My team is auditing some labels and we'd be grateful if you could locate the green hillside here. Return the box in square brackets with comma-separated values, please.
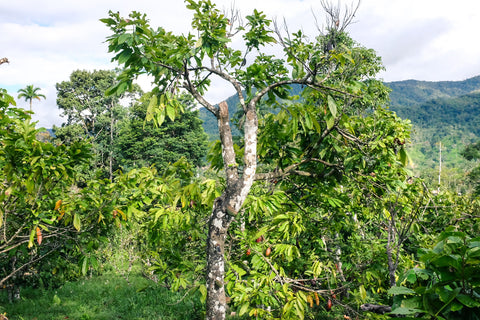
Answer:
[198, 78, 480, 191]
[387, 76, 480, 108]
[387, 78, 480, 191]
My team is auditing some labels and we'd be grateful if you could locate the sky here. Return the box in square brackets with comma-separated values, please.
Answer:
[1, 0, 480, 128]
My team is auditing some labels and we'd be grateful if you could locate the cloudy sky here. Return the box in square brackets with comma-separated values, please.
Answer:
[1, 0, 480, 128]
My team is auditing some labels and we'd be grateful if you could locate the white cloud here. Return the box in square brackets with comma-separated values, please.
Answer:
[2, 0, 480, 128]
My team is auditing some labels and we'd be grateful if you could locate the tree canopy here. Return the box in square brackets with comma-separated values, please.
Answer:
[102, 1, 415, 318]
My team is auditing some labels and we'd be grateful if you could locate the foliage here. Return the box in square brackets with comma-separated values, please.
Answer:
[54, 70, 208, 179]
[0, 90, 95, 294]
[100, 0, 420, 318]
[114, 93, 208, 171]
[462, 141, 480, 195]
[109, 160, 217, 294]
[387, 76, 480, 109]
[390, 228, 480, 319]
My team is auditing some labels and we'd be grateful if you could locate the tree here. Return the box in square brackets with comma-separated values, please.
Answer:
[462, 141, 480, 195]
[114, 93, 208, 171]
[0, 90, 95, 299]
[54, 69, 128, 180]
[102, 1, 409, 318]
[17, 85, 46, 111]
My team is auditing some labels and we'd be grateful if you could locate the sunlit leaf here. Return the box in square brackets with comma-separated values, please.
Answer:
[73, 213, 81, 231]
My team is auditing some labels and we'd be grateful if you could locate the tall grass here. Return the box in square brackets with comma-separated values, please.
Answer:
[0, 272, 204, 320]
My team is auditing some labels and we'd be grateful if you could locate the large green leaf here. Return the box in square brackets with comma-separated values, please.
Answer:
[73, 213, 81, 231]
[388, 286, 416, 295]
[456, 294, 480, 308]
[327, 95, 338, 118]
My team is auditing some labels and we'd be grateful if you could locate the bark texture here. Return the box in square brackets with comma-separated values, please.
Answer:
[205, 101, 258, 320]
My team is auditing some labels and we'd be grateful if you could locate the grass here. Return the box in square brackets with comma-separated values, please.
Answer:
[0, 273, 204, 320]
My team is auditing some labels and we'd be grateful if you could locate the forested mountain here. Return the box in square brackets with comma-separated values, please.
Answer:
[199, 76, 480, 191]
[386, 77, 480, 191]
[387, 75, 480, 108]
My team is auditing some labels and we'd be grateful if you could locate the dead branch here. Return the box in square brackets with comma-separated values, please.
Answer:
[319, 0, 361, 33]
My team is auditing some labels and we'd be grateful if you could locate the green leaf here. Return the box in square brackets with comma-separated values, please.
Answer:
[303, 112, 313, 130]
[239, 302, 250, 316]
[399, 147, 409, 166]
[117, 48, 133, 64]
[327, 95, 337, 118]
[406, 271, 417, 284]
[198, 284, 207, 303]
[117, 33, 131, 45]
[388, 286, 416, 295]
[73, 213, 81, 231]
[99, 18, 116, 25]
[146, 95, 158, 123]
[456, 294, 480, 308]
[166, 104, 175, 121]
[28, 228, 36, 248]
[81, 256, 88, 276]
[359, 284, 367, 301]
[326, 114, 335, 129]
[389, 306, 424, 315]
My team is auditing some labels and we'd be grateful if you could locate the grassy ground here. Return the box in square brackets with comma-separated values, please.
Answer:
[0, 273, 204, 320]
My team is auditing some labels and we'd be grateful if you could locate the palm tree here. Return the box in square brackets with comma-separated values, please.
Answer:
[17, 85, 46, 111]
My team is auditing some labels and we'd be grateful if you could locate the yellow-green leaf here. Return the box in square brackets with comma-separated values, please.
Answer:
[327, 95, 337, 118]
[166, 104, 175, 121]
[146, 95, 158, 123]
[399, 147, 409, 166]
[73, 213, 81, 231]
[28, 228, 36, 248]
[326, 114, 335, 129]
[359, 284, 367, 301]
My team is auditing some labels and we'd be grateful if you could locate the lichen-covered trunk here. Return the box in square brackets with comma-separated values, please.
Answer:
[205, 101, 257, 320]
[205, 200, 232, 320]
[386, 217, 397, 287]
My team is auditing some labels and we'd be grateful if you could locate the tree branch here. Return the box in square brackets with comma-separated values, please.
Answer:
[0, 245, 59, 287]
[255, 158, 340, 181]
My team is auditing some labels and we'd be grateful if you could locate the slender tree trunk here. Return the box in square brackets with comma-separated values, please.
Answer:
[205, 101, 257, 320]
[109, 103, 114, 181]
[386, 216, 397, 287]
[334, 233, 346, 282]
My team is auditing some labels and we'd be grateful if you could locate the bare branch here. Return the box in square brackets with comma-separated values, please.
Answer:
[224, 2, 243, 38]
[181, 65, 218, 116]
[320, 0, 360, 32]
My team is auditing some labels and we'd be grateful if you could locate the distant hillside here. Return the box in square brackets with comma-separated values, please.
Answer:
[389, 92, 480, 137]
[198, 93, 242, 141]
[387, 76, 480, 108]
[386, 77, 480, 191]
